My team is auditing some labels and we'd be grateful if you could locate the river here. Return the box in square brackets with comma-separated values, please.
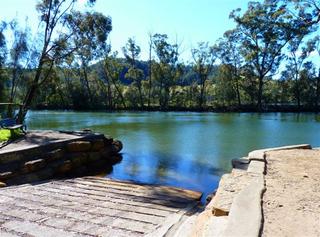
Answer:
[26, 111, 320, 198]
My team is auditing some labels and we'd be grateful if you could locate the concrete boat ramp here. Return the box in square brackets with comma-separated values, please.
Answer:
[0, 176, 201, 237]
[1, 131, 320, 237]
[0, 131, 202, 237]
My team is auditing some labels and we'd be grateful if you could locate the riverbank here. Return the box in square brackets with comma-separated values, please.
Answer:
[33, 104, 320, 113]
[171, 144, 320, 237]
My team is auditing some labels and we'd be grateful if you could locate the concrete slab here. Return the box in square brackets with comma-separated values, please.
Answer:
[203, 216, 229, 237]
[0, 176, 202, 237]
[248, 144, 311, 161]
[247, 160, 265, 174]
[222, 174, 265, 237]
[209, 169, 258, 216]
[262, 149, 320, 237]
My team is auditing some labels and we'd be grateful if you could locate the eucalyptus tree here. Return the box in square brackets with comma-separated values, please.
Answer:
[152, 33, 179, 110]
[214, 29, 243, 107]
[303, 36, 320, 109]
[191, 42, 216, 109]
[7, 20, 30, 112]
[66, 11, 112, 106]
[281, 36, 313, 109]
[0, 22, 7, 102]
[147, 33, 153, 108]
[282, 0, 320, 25]
[17, 0, 98, 122]
[102, 51, 126, 109]
[122, 38, 144, 108]
[230, 0, 308, 110]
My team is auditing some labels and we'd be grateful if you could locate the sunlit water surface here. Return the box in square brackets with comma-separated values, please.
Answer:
[26, 111, 320, 198]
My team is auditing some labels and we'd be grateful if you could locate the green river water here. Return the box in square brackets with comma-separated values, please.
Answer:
[26, 111, 320, 198]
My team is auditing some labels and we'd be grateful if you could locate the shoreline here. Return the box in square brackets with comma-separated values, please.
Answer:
[29, 107, 320, 114]
[176, 144, 319, 237]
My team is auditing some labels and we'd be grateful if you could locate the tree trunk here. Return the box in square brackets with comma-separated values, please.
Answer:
[199, 75, 206, 110]
[235, 77, 241, 107]
[148, 43, 152, 109]
[316, 70, 320, 111]
[82, 64, 93, 106]
[17, 62, 45, 123]
[106, 81, 112, 110]
[103, 65, 126, 109]
[257, 75, 264, 111]
[138, 82, 144, 109]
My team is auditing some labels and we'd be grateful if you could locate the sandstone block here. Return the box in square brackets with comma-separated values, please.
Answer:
[104, 135, 113, 145]
[91, 139, 105, 151]
[23, 159, 46, 173]
[65, 152, 88, 163]
[71, 157, 84, 168]
[100, 147, 113, 157]
[46, 149, 65, 162]
[50, 159, 65, 170]
[107, 155, 123, 165]
[0, 153, 22, 164]
[15, 173, 40, 184]
[0, 171, 14, 180]
[36, 167, 54, 180]
[88, 152, 101, 162]
[57, 160, 72, 173]
[67, 141, 91, 152]
[112, 140, 123, 153]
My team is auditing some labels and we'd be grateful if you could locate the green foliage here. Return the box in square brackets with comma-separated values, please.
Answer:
[230, 0, 310, 110]
[1, 0, 320, 112]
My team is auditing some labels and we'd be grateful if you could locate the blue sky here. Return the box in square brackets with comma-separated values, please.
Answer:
[0, 0, 251, 61]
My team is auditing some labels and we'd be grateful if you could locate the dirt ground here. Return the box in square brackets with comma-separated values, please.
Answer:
[262, 149, 320, 237]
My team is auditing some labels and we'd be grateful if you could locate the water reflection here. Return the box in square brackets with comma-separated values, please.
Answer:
[26, 111, 320, 199]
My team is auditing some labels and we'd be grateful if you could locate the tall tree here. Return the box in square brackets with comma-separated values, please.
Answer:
[102, 52, 126, 109]
[282, 36, 313, 109]
[304, 36, 320, 110]
[66, 11, 112, 107]
[152, 34, 179, 110]
[122, 38, 144, 108]
[17, 0, 98, 122]
[7, 20, 30, 115]
[147, 33, 153, 108]
[191, 42, 216, 110]
[0, 22, 7, 103]
[230, 0, 308, 110]
[214, 29, 243, 107]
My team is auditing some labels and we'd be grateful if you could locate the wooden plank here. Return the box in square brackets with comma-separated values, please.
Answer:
[41, 182, 191, 208]
[36, 185, 179, 212]
[34, 185, 175, 215]
[42, 186, 171, 216]
[82, 177, 202, 200]
[64, 179, 199, 204]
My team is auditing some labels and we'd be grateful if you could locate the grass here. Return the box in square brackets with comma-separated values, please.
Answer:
[0, 129, 23, 142]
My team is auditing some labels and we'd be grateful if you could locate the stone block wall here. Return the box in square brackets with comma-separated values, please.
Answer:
[0, 134, 123, 187]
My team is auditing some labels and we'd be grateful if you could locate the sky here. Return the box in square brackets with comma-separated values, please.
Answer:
[0, 0, 252, 61]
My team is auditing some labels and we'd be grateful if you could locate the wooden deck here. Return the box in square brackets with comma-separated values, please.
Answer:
[0, 176, 202, 237]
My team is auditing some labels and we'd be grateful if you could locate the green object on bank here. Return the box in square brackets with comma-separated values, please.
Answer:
[0, 129, 23, 141]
